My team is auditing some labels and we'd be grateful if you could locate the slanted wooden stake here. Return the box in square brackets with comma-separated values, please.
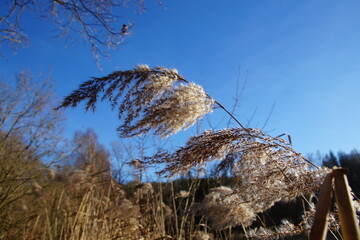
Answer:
[333, 168, 360, 240]
[309, 172, 334, 240]
[310, 168, 360, 240]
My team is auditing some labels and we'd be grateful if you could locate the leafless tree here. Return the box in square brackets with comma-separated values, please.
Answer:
[72, 128, 111, 176]
[0, 0, 150, 62]
[0, 71, 65, 161]
[0, 71, 66, 233]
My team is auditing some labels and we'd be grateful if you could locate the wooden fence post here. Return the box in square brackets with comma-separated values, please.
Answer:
[333, 168, 360, 240]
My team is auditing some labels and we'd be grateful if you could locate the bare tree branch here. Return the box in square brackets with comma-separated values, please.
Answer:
[0, 0, 150, 63]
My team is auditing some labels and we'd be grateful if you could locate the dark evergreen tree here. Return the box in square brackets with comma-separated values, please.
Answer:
[338, 150, 360, 197]
[322, 151, 339, 168]
[321, 150, 360, 197]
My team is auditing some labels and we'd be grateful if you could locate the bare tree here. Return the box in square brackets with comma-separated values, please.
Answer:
[0, 71, 65, 160]
[0, 71, 66, 233]
[72, 128, 111, 175]
[0, 0, 150, 61]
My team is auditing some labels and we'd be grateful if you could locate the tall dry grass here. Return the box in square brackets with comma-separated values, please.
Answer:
[2, 66, 359, 239]
[1, 165, 168, 240]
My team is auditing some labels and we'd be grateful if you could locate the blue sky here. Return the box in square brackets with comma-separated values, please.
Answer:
[1, 0, 360, 161]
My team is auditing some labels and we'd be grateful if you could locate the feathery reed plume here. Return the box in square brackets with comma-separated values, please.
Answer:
[46, 168, 56, 181]
[135, 182, 154, 196]
[157, 127, 322, 177]
[246, 209, 341, 239]
[57, 65, 215, 138]
[193, 230, 213, 240]
[247, 219, 301, 239]
[233, 147, 329, 213]
[182, 129, 329, 230]
[31, 181, 43, 197]
[192, 186, 256, 230]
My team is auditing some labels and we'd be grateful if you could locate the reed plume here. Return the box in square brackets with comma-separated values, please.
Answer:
[192, 186, 256, 230]
[57, 65, 215, 138]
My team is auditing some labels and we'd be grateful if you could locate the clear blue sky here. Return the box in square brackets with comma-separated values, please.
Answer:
[1, 0, 360, 160]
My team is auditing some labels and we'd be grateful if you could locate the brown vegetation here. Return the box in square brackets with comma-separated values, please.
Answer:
[1, 68, 359, 239]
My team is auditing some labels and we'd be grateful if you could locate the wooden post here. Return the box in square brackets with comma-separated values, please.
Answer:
[309, 172, 334, 240]
[333, 168, 360, 240]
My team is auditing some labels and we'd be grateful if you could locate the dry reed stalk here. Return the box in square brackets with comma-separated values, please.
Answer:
[178, 177, 202, 240]
[16, 172, 146, 240]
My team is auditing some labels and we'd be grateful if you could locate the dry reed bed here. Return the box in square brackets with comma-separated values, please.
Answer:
[1, 65, 359, 239]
